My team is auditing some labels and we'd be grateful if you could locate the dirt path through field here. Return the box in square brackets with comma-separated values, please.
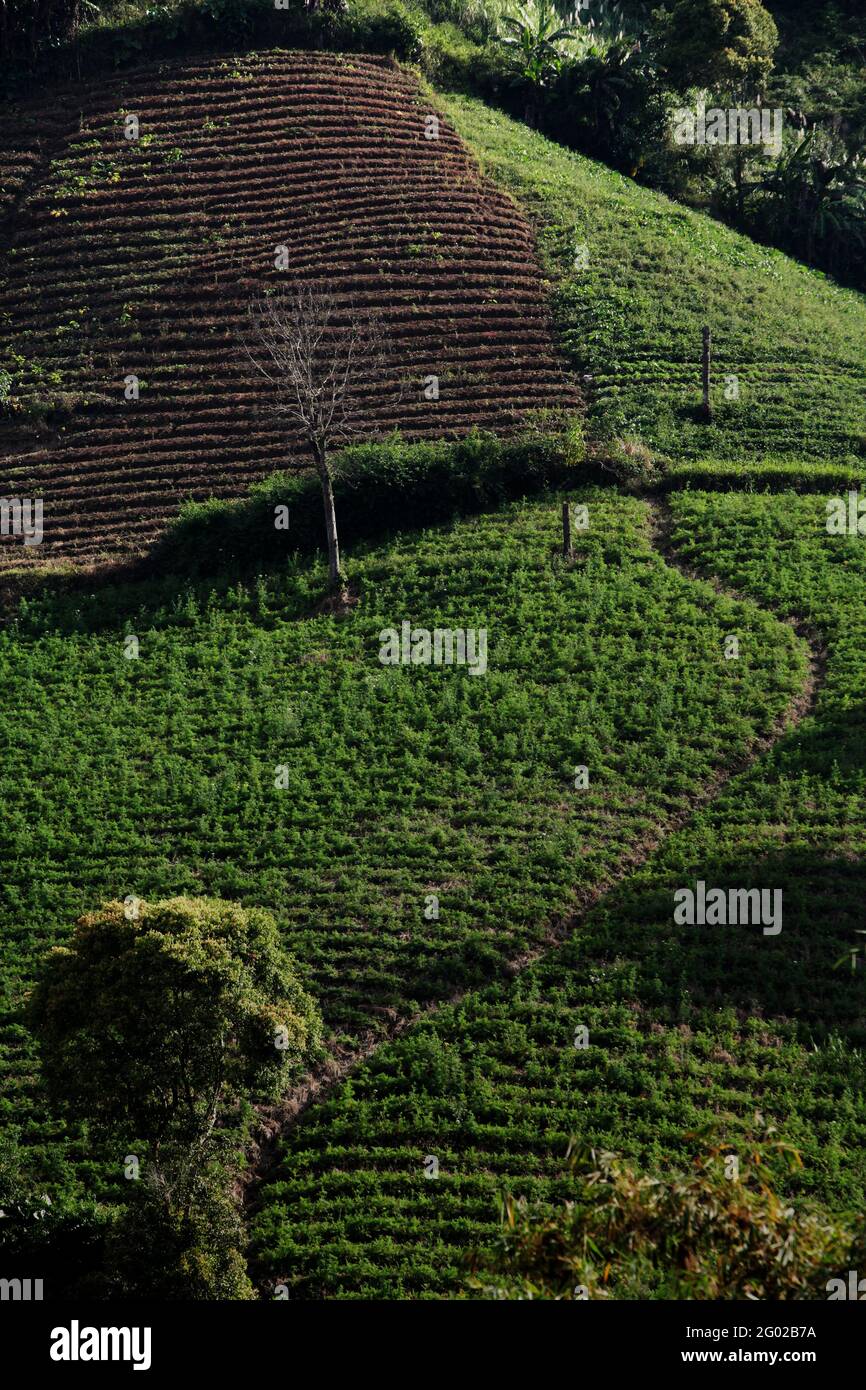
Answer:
[238, 493, 827, 1284]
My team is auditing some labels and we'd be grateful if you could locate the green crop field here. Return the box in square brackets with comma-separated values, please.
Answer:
[1, 2, 866, 1322]
[249, 492, 866, 1298]
[0, 492, 803, 1203]
[439, 93, 866, 470]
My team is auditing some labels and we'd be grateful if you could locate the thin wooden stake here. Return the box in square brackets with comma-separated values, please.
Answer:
[702, 324, 712, 422]
[562, 500, 573, 560]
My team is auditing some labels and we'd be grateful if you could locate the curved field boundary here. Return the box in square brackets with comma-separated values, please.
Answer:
[240, 495, 825, 1251]
[0, 51, 579, 568]
[646, 497, 826, 723]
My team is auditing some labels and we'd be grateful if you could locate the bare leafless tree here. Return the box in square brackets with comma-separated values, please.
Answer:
[242, 283, 396, 589]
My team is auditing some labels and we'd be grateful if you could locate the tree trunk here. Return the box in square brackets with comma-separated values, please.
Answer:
[314, 444, 342, 587]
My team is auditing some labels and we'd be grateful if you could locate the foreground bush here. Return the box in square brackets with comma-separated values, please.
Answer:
[468, 1139, 861, 1300]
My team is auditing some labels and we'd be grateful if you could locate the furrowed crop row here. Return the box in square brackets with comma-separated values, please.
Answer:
[0, 52, 579, 565]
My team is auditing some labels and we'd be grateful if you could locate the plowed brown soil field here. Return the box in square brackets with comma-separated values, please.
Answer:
[0, 50, 579, 567]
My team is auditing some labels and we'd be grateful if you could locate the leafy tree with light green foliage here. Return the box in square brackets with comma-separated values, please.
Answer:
[29, 895, 322, 1153]
[29, 896, 322, 1298]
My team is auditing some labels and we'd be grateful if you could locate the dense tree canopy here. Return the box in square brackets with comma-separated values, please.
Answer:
[29, 896, 322, 1150]
[653, 0, 779, 93]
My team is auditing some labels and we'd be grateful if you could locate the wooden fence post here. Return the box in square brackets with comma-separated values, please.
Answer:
[562, 500, 573, 560]
[702, 325, 712, 422]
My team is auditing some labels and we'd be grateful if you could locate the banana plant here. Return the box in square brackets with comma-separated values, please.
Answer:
[755, 126, 866, 267]
[498, 0, 579, 87]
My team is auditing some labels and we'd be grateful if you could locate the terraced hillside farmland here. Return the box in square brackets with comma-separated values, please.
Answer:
[3, 28, 866, 1313]
[0, 51, 577, 566]
[251, 493, 866, 1299]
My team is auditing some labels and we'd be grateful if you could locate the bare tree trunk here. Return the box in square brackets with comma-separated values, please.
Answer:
[314, 443, 342, 587]
[243, 288, 394, 597]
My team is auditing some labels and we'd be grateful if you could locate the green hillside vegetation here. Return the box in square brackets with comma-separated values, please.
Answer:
[2, 20, 866, 1304]
[250, 491, 866, 1298]
[0, 490, 802, 1270]
[439, 92, 866, 471]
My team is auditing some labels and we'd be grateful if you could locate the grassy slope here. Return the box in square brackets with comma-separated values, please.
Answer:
[0, 492, 800, 1215]
[437, 92, 866, 471]
[251, 493, 866, 1299]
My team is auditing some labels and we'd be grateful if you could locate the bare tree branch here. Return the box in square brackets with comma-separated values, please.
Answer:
[240, 282, 401, 588]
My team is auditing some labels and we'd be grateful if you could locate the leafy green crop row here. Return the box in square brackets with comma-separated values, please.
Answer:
[251, 492, 866, 1298]
[0, 491, 799, 1218]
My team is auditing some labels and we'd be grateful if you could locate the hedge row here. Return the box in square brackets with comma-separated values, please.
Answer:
[155, 428, 584, 575]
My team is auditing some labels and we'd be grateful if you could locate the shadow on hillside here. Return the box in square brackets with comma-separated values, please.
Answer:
[1, 435, 585, 634]
[620, 846, 864, 1040]
[1, 505, 491, 641]
[768, 680, 865, 789]
[271, 701, 866, 1025]
[563, 727, 866, 1048]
